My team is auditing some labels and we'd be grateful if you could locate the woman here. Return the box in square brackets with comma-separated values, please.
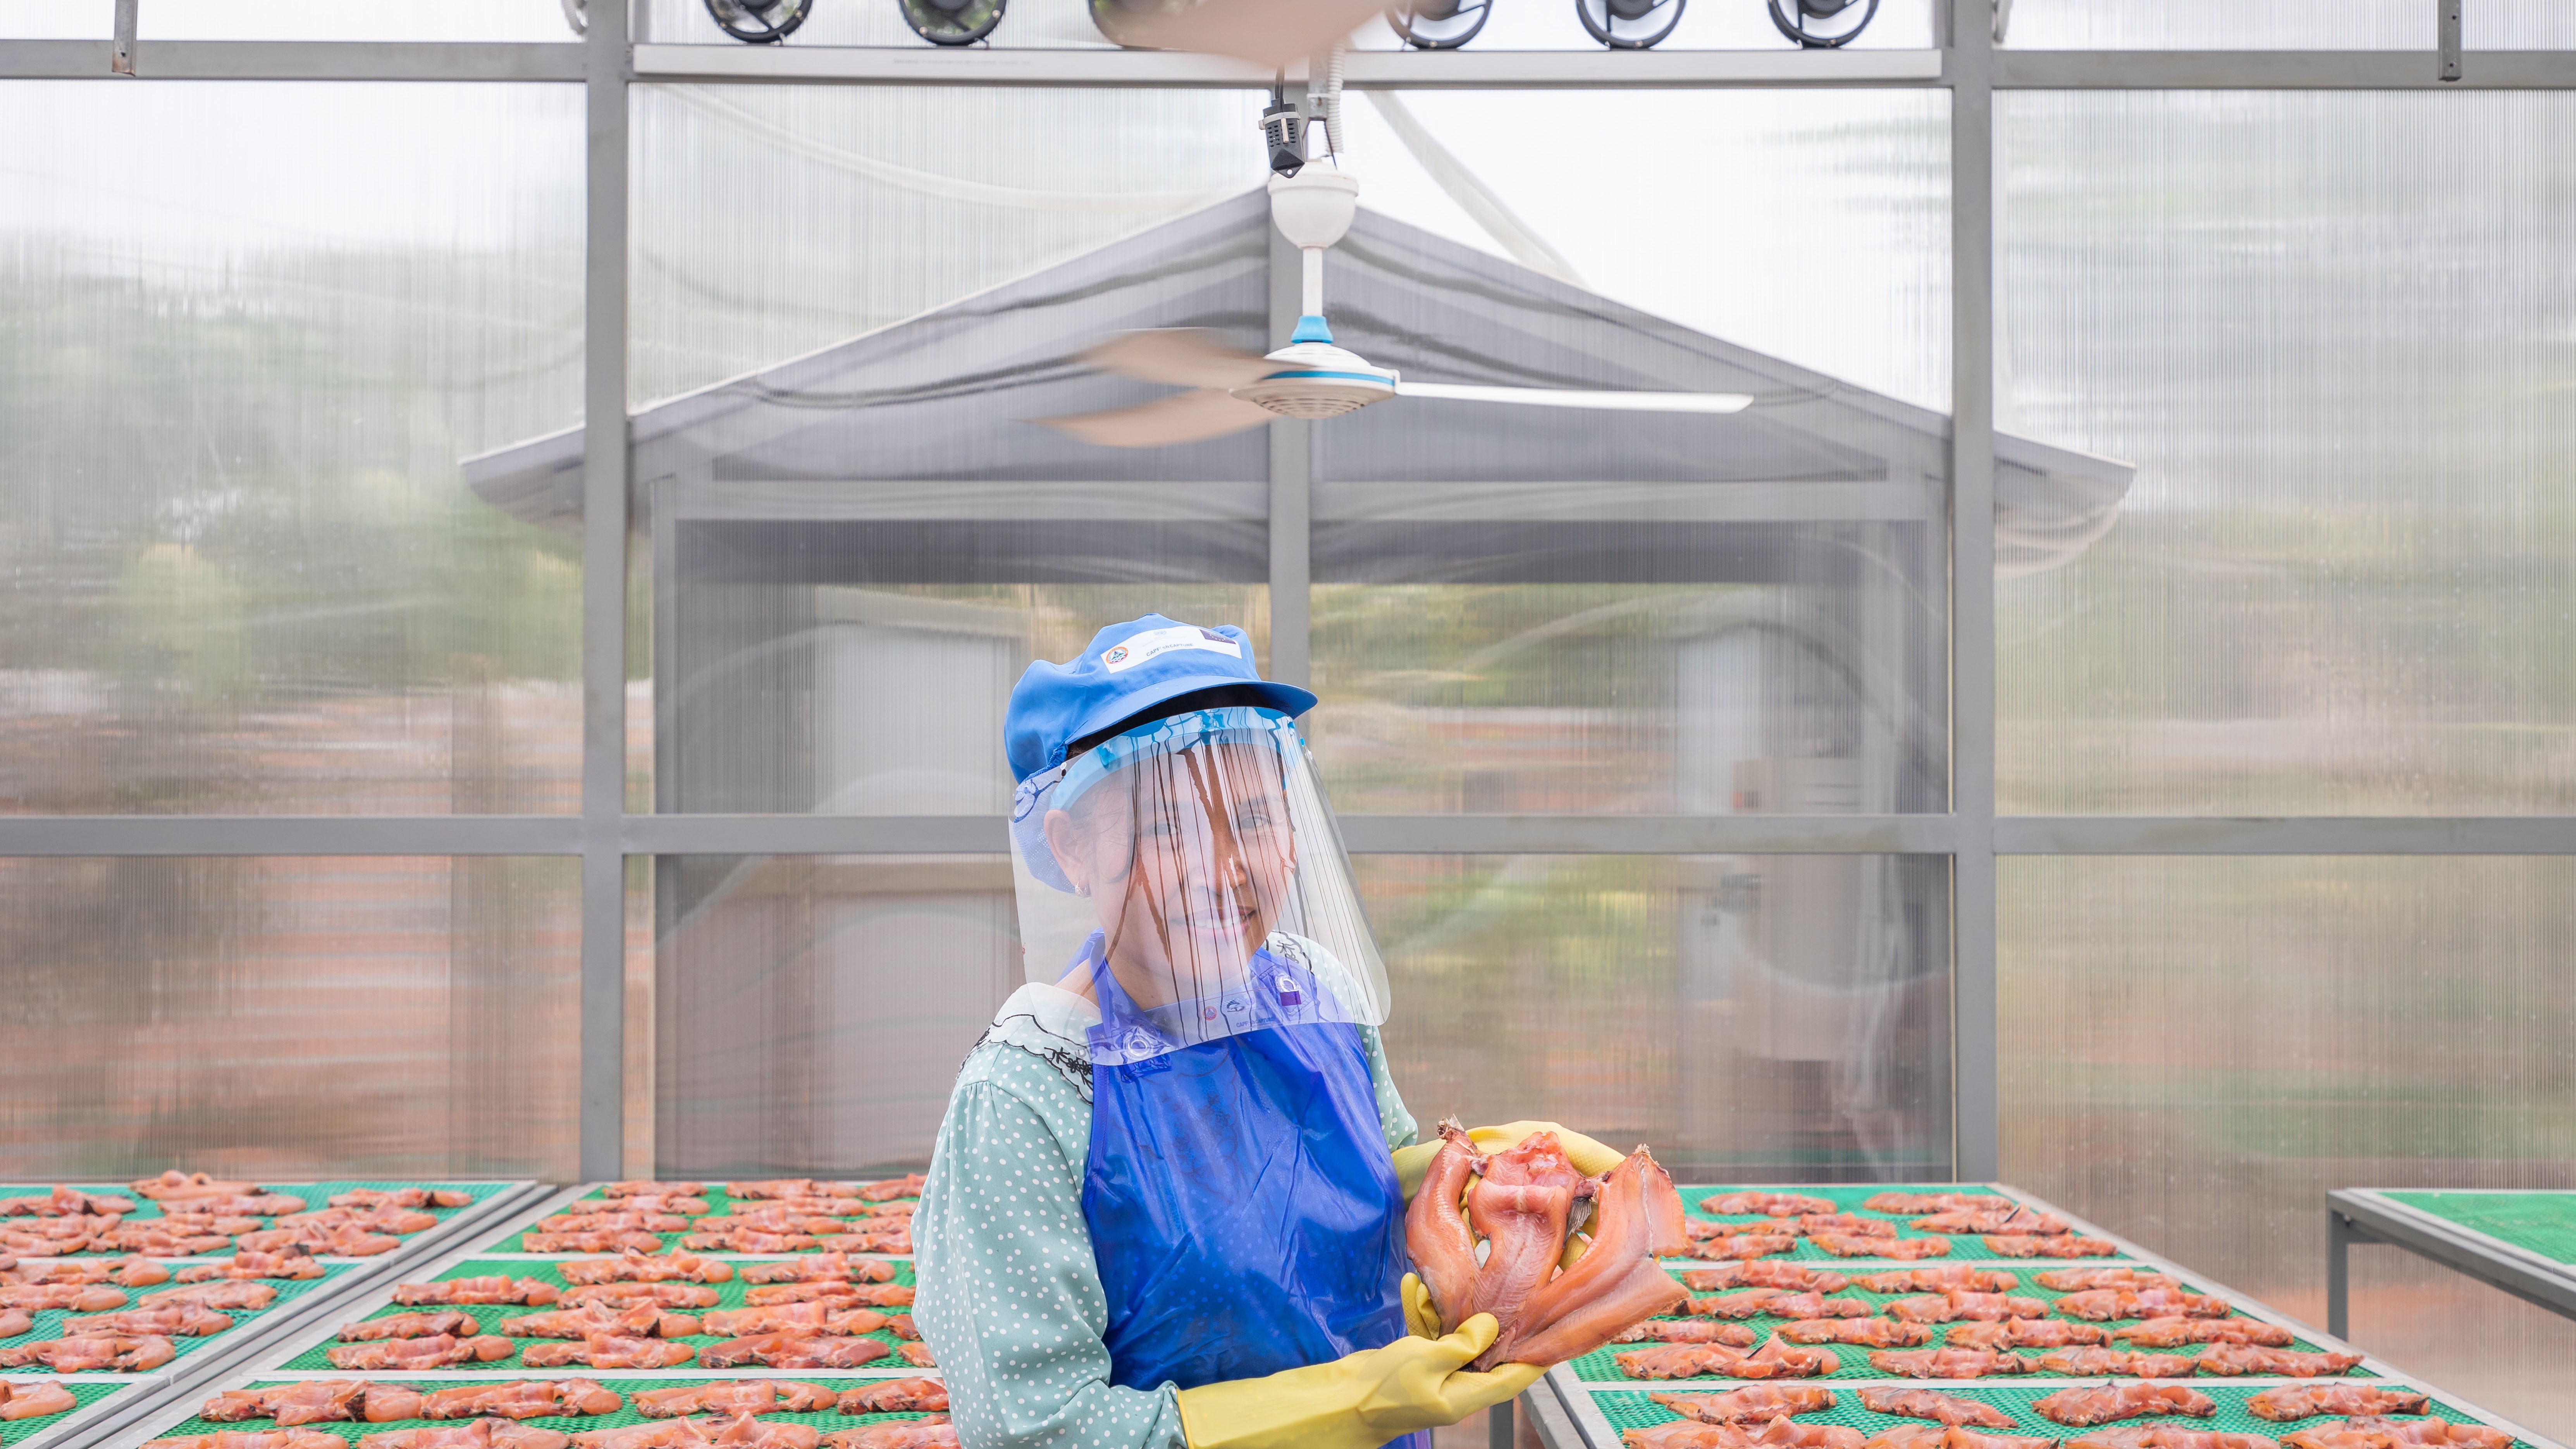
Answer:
[914, 615, 1591, 1449]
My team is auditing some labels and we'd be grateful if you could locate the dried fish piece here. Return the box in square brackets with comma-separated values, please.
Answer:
[394, 1278, 563, 1307]
[1984, 1235, 2118, 1259]
[2032, 1346, 2199, 1377]
[1854, 1389, 2015, 1430]
[2246, 1389, 2431, 1423]
[325, 1334, 516, 1371]
[1813, 1234, 1949, 1260]
[837, 1379, 950, 1415]
[2034, 1385, 2218, 1428]
[2193, 1344, 2363, 1377]
[1702, 1194, 1840, 1218]
[1647, 1386, 1839, 1423]
[1866, 1347, 2034, 1380]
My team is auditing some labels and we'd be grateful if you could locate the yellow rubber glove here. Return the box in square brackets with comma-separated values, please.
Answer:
[1400, 1272, 1442, 1340]
[1390, 1120, 1624, 1201]
[1175, 1313, 1546, 1449]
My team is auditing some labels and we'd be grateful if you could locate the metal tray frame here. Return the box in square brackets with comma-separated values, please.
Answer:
[2329, 1188, 2576, 1337]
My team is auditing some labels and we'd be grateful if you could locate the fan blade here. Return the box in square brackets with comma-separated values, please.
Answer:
[1038, 388, 1277, 448]
[1108, 0, 1387, 68]
[1083, 329, 1277, 389]
[1397, 382, 1754, 414]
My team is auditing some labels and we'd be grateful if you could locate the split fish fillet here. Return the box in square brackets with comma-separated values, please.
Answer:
[1854, 1389, 2016, 1430]
[1983, 1235, 2117, 1258]
[2278, 1420, 2514, 1449]
[2034, 1346, 2200, 1377]
[1946, 1318, 2108, 1349]
[1646, 1386, 1838, 1423]
[518, 1333, 699, 1370]
[821, 1419, 958, 1449]
[697, 1333, 893, 1371]
[325, 1334, 516, 1370]
[837, 1380, 949, 1415]
[395, 1278, 562, 1307]
[2034, 1384, 2220, 1427]
[338, 1311, 483, 1342]
[631, 1380, 835, 1418]
[559, 1254, 735, 1286]
[2246, 1388, 2431, 1422]
[1866, 1347, 2035, 1380]
[1853, 1267, 2020, 1295]
[1702, 1194, 1838, 1218]
[2194, 1344, 2364, 1377]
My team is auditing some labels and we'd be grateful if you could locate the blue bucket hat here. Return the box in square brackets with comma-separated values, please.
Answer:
[1004, 614, 1316, 785]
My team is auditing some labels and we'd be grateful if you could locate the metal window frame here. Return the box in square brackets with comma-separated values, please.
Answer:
[7, 6, 2576, 1185]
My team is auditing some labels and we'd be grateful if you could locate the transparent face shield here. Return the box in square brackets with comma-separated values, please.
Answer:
[1010, 706, 1390, 1064]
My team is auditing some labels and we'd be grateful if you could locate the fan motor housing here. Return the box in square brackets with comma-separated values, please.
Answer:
[1234, 341, 1398, 419]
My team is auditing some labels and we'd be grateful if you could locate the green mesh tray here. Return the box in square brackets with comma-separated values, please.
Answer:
[1586, 1382, 2521, 1447]
[1572, 1270, 2334, 1385]
[275, 1258, 924, 1372]
[489, 1184, 917, 1254]
[1, 1262, 354, 1375]
[150, 1375, 945, 1442]
[1667, 1186, 2132, 1267]
[2381, 1191, 2576, 1268]
[0, 1181, 511, 1256]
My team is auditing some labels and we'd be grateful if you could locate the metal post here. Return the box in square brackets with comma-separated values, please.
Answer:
[1267, 212, 1313, 690]
[111, 0, 136, 74]
[2328, 1208, 2354, 1339]
[2439, 0, 2464, 82]
[579, 0, 632, 1182]
[1948, 0, 2001, 1184]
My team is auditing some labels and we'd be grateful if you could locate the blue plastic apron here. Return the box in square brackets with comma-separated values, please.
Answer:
[1080, 940, 1425, 1449]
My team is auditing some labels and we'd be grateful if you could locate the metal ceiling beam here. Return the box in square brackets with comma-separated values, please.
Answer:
[1997, 816, 2576, 854]
[628, 42, 1943, 88]
[0, 817, 583, 856]
[9, 38, 2572, 91]
[0, 38, 585, 81]
[1996, 49, 2576, 88]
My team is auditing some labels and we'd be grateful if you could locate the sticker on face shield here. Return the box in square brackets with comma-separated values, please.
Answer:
[1274, 972, 1303, 1006]
[1101, 625, 1243, 673]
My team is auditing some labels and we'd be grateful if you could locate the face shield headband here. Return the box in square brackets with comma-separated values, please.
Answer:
[1008, 706, 1390, 1063]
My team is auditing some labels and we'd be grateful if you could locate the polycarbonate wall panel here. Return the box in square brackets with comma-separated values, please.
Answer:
[1996, 93, 2576, 814]
[0, 83, 585, 814]
[1999, 856, 2576, 1441]
[632, 84, 1263, 405]
[0, 856, 579, 1182]
[1365, 854, 1950, 1182]
[654, 855, 1017, 1176]
[1346, 90, 1950, 414]
[2003, 0, 2576, 49]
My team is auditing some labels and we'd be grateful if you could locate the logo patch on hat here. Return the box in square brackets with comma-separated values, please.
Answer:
[1101, 624, 1244, 674]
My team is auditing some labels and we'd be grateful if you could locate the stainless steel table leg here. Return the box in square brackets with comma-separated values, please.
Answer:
[1492, 1396, 1516, 1449]
[2328, 1207, 2354, 1340]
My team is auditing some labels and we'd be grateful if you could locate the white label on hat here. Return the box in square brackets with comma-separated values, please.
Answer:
[1101, 625, 1243, 674]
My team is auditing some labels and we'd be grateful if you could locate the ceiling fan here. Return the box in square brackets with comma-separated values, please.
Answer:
[1039, 165, 1755, 449]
